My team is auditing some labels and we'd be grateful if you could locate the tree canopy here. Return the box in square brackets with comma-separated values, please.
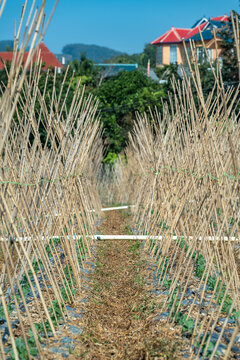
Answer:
[1, 20, 239, 164]
[93, 70, 165, 156]
[106, 43, 156, 68]
[221, 11, 240, 83]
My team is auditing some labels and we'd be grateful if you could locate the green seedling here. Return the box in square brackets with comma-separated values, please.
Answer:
[128, 240, 140, 254]
[135, 274, 144, 286]
[10, 330, 38, 359]
[175, 312, 194, 334]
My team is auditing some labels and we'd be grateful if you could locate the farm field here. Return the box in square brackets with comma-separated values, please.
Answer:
[0, 1, 240, 359]
[42, 210, 189, 359]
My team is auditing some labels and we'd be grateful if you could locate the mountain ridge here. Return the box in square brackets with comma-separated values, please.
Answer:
[0, 40, 14, 51]
[62, 43, 124, 63]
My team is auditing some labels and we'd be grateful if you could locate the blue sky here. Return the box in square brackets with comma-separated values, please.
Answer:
[0, 0, 238, 54]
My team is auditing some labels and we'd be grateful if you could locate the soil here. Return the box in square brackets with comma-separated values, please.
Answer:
[68, 210, 188, 359]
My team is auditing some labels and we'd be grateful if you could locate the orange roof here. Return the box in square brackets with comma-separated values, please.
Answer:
[0, 42, 63, 71]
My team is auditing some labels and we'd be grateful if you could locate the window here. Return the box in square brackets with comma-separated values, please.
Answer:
[157, 46, 163, 65]
[170, 45, 177, 64]
[206, 48, 213, 61]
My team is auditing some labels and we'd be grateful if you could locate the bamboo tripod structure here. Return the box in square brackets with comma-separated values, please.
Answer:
[0, 2, 239, 359]
[0, 2, 103, 359]
[110, 16, 240, 358]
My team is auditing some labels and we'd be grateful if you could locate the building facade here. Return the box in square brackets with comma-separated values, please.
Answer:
[152, 15, 229, 67]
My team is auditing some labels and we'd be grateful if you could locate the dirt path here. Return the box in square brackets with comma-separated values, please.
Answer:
[70, 210, 187, 359]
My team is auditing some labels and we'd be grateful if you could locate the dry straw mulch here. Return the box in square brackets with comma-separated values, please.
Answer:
[69, 211, 189, 359]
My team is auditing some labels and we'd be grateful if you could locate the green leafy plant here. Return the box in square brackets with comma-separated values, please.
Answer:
[10, 330, 38, 359]
[175, 312, 194, 334]
[129, 240, 140, 253]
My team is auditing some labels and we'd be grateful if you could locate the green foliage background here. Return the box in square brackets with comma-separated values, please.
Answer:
[0, 16, 238, 163]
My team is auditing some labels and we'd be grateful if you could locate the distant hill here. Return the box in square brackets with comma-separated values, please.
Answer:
[62, 43, 123, 63]
[0, 40, 14, 51]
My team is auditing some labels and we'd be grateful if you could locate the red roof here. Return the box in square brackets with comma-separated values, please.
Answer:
[152, 27, 191, 44]
[211, 15, 229, 22]
[152, 14, 229, 45]
[185, 22, 208, 40]
[0, 42, 63, 71]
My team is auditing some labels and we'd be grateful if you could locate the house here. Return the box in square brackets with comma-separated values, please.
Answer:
[55, 53, 73, 66]
[152, 15, 229, 66]
[0, 42, 63, 72]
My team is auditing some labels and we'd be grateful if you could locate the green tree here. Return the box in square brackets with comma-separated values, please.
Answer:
[155, 64, 181, 93]
[0, 60, 11, 89]
[69, 53, 99, 86]
[106, 43, 156, 68]
[139, 43, 156, 68]
[198, 61, 216, 91]
[106, 53, 139, 64]
[94, 70, 166, 156]
[221, 11, 240, 83]
[0, 51, 168, 162]
[5, 45, 12, 52]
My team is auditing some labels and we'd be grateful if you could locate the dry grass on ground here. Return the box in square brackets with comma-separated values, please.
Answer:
[69, 211, 188, 359]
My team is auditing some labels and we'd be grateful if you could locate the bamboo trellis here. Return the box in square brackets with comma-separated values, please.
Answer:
[0, 1, 240, 359]
[111, 12, 240, 359]
[0, 2, 103, 359]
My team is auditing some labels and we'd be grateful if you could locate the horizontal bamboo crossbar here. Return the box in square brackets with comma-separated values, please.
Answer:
[1, 235, 239, 242]
[50, 205, 136, 217]
[89, 205, 136, 212]
[93, 235, 240, 241]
